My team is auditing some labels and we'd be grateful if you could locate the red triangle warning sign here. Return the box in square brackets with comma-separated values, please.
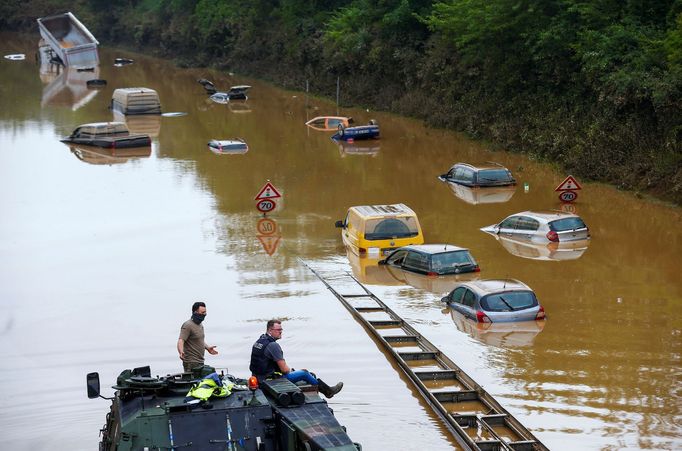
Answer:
[255, 182, 282, 200]
[555, 175, 582, 191]
[257, 235, 281, 256]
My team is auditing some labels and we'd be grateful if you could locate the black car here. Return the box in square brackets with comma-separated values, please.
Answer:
[438, 162, 516, 187]
[379, 244, 480, 276]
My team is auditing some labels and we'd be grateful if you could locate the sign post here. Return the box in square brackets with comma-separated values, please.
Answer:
[555, 175, 582, 203]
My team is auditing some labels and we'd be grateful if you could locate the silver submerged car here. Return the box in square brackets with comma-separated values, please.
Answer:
[442, 279, 546, 323]
[480, 211, 590, 243]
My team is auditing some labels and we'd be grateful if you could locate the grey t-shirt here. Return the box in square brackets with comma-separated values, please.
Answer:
[179, 319, 205, 364]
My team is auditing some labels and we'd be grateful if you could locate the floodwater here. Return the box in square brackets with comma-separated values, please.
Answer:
[0, 32, 680, 450]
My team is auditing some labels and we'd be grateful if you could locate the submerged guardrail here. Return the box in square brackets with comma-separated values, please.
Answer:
[304, 263, 548, 451]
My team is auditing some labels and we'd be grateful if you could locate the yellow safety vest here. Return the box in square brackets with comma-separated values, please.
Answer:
[187, 377, 233, 401]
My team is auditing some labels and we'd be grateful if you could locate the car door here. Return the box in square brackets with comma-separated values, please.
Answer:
[449, 287, 476, 318]
[515, 216, 539, 240]
[447, 287, 468, 316]
[384, 250, 408, 268]
[497, 216, 520, 237]
[460, 288, 477, 319]
[402, 250, 429, 274]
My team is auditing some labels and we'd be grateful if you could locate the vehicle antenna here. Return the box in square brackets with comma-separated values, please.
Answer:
[503, 279, 507, 289]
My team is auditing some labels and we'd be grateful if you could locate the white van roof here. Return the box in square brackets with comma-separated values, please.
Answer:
[351, 204, 416, 218]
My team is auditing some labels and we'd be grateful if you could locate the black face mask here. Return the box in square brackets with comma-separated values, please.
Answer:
[191, 313, 206, 324]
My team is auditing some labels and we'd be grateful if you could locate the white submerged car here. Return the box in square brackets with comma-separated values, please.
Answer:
[480, 210, 590, 243]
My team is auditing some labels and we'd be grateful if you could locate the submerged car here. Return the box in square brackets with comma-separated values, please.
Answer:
[208, 138, 249, 155]
[336, 204, 424, 255]
[481, 211, 590, 243]
[305, 116, 353, 131]
[379, 244, 480, 276]
[438, 163, 516, 188]
[442, 279, 546, 323]
[61, 122, 151, 149]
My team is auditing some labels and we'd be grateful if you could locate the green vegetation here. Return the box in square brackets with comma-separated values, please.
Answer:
[4, 0, 680, 203]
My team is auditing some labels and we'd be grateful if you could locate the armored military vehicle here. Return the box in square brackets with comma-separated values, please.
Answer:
[87, 365, 360, 451]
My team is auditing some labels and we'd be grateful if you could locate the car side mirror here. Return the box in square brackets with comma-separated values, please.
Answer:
[87, 372, 101, 399]
[441, 296, 449, 303]
[335, 220, 345, 228]
[378, 259, 387, 265]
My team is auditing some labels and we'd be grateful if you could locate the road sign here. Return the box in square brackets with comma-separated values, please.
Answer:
[555, 175, 582, 191]
[255, 181, 282, 200]
[257, 218, 278, 235]
[257, 235, 281, 256]
[256, 199, 276, 213]
[558, 190, 578, 203]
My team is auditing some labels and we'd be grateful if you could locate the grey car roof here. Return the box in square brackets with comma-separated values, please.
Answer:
[456, 279, 532, 296]
[448, 162, 511, 171]
[509, 211, 581, 222]
[399, 244, 468, 254]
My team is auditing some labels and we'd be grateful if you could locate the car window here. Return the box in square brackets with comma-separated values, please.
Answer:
[450, 287, 467, 303]
[499, 216, 520, 229]
[478, 169, 513, 183]
[403, 251, 429, 272]
[516, 216, 540, 231]
[460, 168, 475, 183]
[431, 251, 475, 273]
[462, 289, 476, 307]
[365, 217, 419, 239]
[385, 250, 408, 266]
[481, 291, 537, 312]
[328, 118, 342, 127]
[349, 212, 362, 232]
[453, 167, 466, 181]
[549, 217, 587, 231]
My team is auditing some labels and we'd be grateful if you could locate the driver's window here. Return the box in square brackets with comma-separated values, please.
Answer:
[499, 217, 518, 229]
[387, 250, 407, 266]
[450, 287, 466, 304]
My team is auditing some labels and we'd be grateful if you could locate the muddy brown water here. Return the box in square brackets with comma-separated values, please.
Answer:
[0, 32, 680, 450]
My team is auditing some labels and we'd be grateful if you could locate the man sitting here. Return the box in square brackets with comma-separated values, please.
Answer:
[249, 319, 343, 398]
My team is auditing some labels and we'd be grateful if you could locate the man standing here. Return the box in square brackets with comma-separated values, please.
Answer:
[177, 301, 218, 372]
[249, 319, 343, 398]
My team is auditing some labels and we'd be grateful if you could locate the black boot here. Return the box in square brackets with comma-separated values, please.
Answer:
[317, 379, 343, 398]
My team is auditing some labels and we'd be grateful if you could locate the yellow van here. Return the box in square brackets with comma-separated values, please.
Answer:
[335, 204, 424, 255]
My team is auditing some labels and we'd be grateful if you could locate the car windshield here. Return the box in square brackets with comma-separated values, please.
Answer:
[478, 169, 512, 183]
[549, 217, 587, 231]
[481, 291, 537, 312]
[365, 217, 419, 240]
[431, 251, 475, 274]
